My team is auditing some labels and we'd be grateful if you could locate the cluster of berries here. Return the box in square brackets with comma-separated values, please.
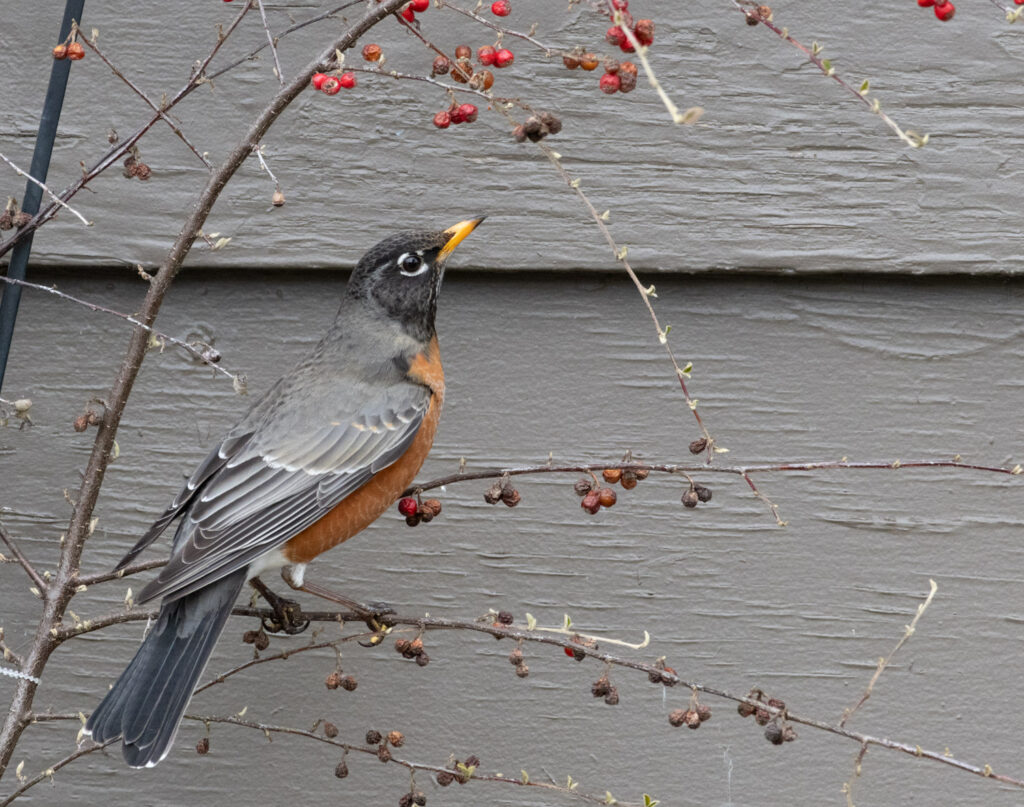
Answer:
[590, 674, 620, 705]
[241, 626, 270, 651]
[563, 633, 598, 661]
[743, 4, 773, 25]
[312, 71, 356, 95]
[398, 791, 427, 807]
[648, 658, 677, 686]
[399, 0, 430, 23]
[737, 689, 797, 745]
[397, 495, 441, 525]
[511, 112, 562, 143]
[484, 476, 521, 506]
[122, 154, 152, 181]
[917, 0, 956, 20]
[436, 754, 480, 787]
[52, 41, 85, 60]
[324, 669, 359, 691]
[364, 728, 406, 764]
[669, 703, 712, 729]
[681, 481, 712, 508]
[0, 198, 32, 232]
[508, 646, 529, 678]
[433, 103, 479, 129]
[394, 636, 430, 666]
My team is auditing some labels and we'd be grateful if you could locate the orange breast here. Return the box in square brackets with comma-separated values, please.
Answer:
[282, 336, 444, 564]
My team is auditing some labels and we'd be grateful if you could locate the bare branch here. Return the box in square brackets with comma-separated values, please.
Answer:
[0, 153, 91, 227]
[0, 523, 48, 595]
[255, 0, 286, 85]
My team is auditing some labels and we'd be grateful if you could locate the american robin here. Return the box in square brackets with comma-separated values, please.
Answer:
[85, 217, 485, 767]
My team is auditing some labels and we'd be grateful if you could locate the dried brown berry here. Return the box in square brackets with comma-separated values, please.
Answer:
[362, 43, 383, 62]
[452, 57, 473, 83]
[685, 709, 702, 729]
[412, 793, 426, 807]
[574, 478, 594, 496]
[511, 125, 527, 143]
[603, 58, 620, 74]
[580, 52, 599, 70]
[253, 630, 270, 651]
[399, 794, 413, 807]
[591, 676, 611, 697]
[272, 189, 286, 207]
[377, 744, 392, 762]
[604, 686, 619, 705]
[515, 663, 530, 677]
[464, 755, 481, 768]
[689, 437, 708, 454]
[415, 652, 430, 667]
[0, 211, 12, 231]
[340, 675, 358, 691]
[387, 730, 405, 747]
[757, 5, 772, 20]
[618, 66, 637, 93]
[196, 736, 210, 755]
[764, 721, 784, 745]
[67, 42, 85, 60]
[696, 704, 712, 722]
[737, 701, 756, 718]
[431, 55, 451, 75]
[767, 698, 786, 711]
[682, 489, 699, 508]
[633, 464, 649, 480]
[598, 487, 617, 508]
[470, 69, 495, 91]
[782, 725, 797, 742]
[496, 610, 513, 625]
[501, 488, 521, 507]
[335, 759, 349, 778]
[324, 721, 339, 738]
[562, 53, 580, 69]
[366, 729, 383, 745]
[394, 638, 411, 654]
[135, 163, 152, 181]
[581, 490, 601, 514]
[421, 498, 442, 518]
[523, 116, 545, 142]
[602, 468, 622, 484]
[405, 514, 421, 527]
[755, 708, 770, 726]
[668, 708, 687, 727]
[409, 638, 424, 655]
[454, 44, 472, 59]
[539, 111, 562, 135]
[436, 770, 455, 786]
[13, 212, 31, 228]
[325, 671, 343, 689]
[621, 470, 638, 490]
[484, 481, 503, 504]
[509, 648, 524, 665]
[745, 10, 760, 25]
[694, 484, 712, 503]
[52, 44, 68, 60]
[73, 413, 90, 432]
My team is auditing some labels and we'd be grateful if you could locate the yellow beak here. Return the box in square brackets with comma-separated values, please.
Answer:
[439, 216, 486, 262]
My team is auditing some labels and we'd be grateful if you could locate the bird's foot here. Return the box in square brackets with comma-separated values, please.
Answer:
[280, 570, 395, 641]
[250, 576, 311, 635]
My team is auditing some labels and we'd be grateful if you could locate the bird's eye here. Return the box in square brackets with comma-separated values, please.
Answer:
[397, 252, 427, 276]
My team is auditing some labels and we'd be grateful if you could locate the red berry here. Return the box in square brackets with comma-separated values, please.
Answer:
[934, 0, 954, 19]
[433, 110, 451, 129]
[917, 0, 934, 5]
[564, 647, 575, 657]
[67, 42, 85, 60]
[606, 27, 626, 47]
[411, 0, 429, 10]
[398, 497, 419, 517]
[52, 44, 68, 60]
[400, 5, 415, 21]
[449, 105, 467, 124]
[494, 48, 514, 68]
[311, 72, 329, 90]
[339, 72, 356, 89]
[321, 76, 342, 95]
[1016, 0, 1024, 5]
[477, 45, 497, 66]
[634, 18, 654, 46]
[491, 0, 511, 16]
[458, 103, 478, 123]
[599, 72, 621, 94]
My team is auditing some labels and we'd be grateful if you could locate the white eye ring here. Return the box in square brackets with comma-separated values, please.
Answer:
[397, 251, 429, 277]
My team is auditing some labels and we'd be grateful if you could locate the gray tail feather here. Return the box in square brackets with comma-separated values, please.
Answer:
[85, 569, 247, 767]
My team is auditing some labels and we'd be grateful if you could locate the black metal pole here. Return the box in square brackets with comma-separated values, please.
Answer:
[0, 0, 86, 394]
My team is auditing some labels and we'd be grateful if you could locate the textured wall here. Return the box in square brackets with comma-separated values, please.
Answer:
[1, 2, 1023, 274]
[2, 270, 1023, 805]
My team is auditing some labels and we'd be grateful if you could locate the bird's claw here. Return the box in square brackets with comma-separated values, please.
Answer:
[260, 597, 311, 635]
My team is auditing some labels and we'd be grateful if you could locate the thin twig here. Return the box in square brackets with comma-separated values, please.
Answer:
[78, 37, 212, 169]
[255, 0, 286, 84]
[0, 524, 48, 595]
[0, 153, 91, 227]
[437, 0, 554, 52]
[74, 559, 166, 588]
[0, 275, 245, 387]
[0, 739, 115, 807]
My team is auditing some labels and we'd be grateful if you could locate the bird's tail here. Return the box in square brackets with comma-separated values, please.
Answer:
[85, 569, 247, 767]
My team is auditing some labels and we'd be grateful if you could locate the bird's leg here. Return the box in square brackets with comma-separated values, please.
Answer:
[280, 567, 394, 644]
[249, 576, 311, 635]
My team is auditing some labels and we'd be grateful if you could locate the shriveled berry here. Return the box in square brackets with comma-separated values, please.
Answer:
[511, 124, 527, 142]
[405, 514, 421, 527]
[378, 745, 392, 762]
[325, 671, 343, 689]
[523, 116, 545, 142]
[581, 490, 601, 514]
[458, 103, 478, 123]
[604, 686, 620, 705]
[394, 638, 410, 654]
[539, 111, 562, 134]
[598, 487, 617, 508]
[415, 652, 430, 667]
[694, 484, 712, 503]
[470, 69, 495, 90]
[421, 498, 442, 518]
[339, 72, 356, 89]
[398, 497, 418, 517]
[412, 793, 426, 806]
[366, 729, 383, 745]
[501, 488, 521, 507]
[574, 478, 594, 496]
[755, 708, 771, 726]
[580, 53, 599, 70]
[685, 709, 702, 729]
[491, 0, 511, 16]
[432, 55, 451, 75]
[737, 701, 756, 718]
[669, 708, 687, 727]
[67, 42, 85, 60]
[782, 725, 798, 742]
[602, 468, 622, 484]
[340, 675, 358, 691]
[494, 48, 514, 68]
[591, 675, 611, 697]
[509, 648, 524, 665]
[324, 721, 339, 738]
[696, 704, 712, 722]
[562, 53, 580, 69]
[633, 464, 649, 479]
[477, 45, 497, 66]
[400, 794, 413, 807]
[400, 5, 415, 21]
[196, 736, 210, 754]
[682, 489, 699, 508]
[745, 11, 760, 25]
[52, 44, 68, 60]
[618, 62, 638, 92]
[606, 26, 626, 47]
[464, 755, 481, 768]
[934, 0, 955, 20]
[73, 414, 90, 432]
[515, 663, 530, 677]
[455, 44, 472, 60]
[497, 610, 514, 625]
[634, 19, 654, 45]
[253, 630, 270, 651]
[411, 0, 429, 10]
[335, 759, 349, 778]
[437, 770, 455, 786]
[621, 470, 637, 489]
[321, 76, 342, 95]
[134, 163, 152, 181]
[362, 43, 382, 62]
[765, 722, 784, 745]
[387, 730, 405, 747]
[689, 437, 708, 454]
[604, 58, 620, 74]
[767, 698, 786, 711]
[484, 481, 503, 503]
[409, 638, 424, 655]
[452, 57, 473, 82]
[272, 189, 286, 207]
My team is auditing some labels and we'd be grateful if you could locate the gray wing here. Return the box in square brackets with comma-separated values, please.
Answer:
[135, 382, 430, 604]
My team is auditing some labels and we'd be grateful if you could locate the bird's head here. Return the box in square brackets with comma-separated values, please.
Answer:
[347, 217, 485, 342]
